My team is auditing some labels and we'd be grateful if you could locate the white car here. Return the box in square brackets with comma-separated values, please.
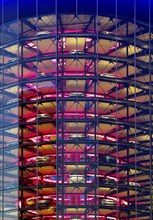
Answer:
[100, 73, 115, 78]
[69, 134, 85, 140]
[36, 31, 50, 36]
[99, 198, 116, 206]
[26, 114, 51, 123]
[70, 92, 84, 97]
[69, 173, 85, 183]
[69, 49, 83, 54]
[99, 114, 115, 120]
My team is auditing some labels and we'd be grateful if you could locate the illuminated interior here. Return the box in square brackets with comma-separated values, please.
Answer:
[0, 13, 153, 220]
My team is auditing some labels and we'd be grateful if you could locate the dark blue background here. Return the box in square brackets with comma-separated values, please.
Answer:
[0, 0, 152, 25]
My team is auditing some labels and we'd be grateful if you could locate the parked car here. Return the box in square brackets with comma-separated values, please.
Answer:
[99, 196, 127, 207]
[69, 134, 85, 140]
[70, 92, 84, 97]
[99, 176, 115, 185]
[100, 73, 115, 78]
[99, 114, 115, 120]
[99, 198, 116, 206]
[99, 155, 116, 164]
[69, 173, 85, 184]
[69, 49, 83, 54]
[37, 113, 50, 121]
[36, 31, 50, 36]
[26, 198, 55, 208]
[26, 113, 52, 123]
[26, 155, 56, 165]
[119, 179, 141, 187]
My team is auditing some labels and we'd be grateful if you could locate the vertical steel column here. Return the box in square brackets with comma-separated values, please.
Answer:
[19, 18, 24, 220]
[93, 14, 98, 220]
[126, 21, 130, 220]
[56, 7, 60, 220]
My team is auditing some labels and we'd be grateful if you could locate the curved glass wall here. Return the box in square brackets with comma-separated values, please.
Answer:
[0, 7, 153, 220]
[0, 3, 19, 218]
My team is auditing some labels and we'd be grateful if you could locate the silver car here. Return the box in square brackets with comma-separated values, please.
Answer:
[69, 173, 85, 183]
[69, 49, 83, 54]
[99, 155, 116, 163]
[100, 73, 115, 78]
[69, 134, 85, 140]
[36, 31, 50, 36]
[70, 92, 84, 97]
[37, 114, 50, 120]
[36, 156, 51, 164]
[99, 198, 116, 206]
[99, 114, 115, 120]
[27, 155, 56, 164]
[37, 199, 51, 207]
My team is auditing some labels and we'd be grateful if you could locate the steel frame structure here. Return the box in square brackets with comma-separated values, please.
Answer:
[0, 10, 153, 220]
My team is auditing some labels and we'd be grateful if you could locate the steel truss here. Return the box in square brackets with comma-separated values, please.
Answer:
[0, 12, 152, 220]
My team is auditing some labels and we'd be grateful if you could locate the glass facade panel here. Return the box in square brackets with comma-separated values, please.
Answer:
[0, 1, 19, 219]
[0, 0, 152, 219]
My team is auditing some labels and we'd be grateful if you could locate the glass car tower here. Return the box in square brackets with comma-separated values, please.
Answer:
[0, 0, 153, 219]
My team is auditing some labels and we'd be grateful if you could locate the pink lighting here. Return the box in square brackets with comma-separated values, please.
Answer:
[26, 41, 37, 49]
[106, 136, 117, 142]
[88, 216, 116, 220]
[29, 135, 52, 142]
[26, 83, 38, 91]
[16, 12, 142, 220]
